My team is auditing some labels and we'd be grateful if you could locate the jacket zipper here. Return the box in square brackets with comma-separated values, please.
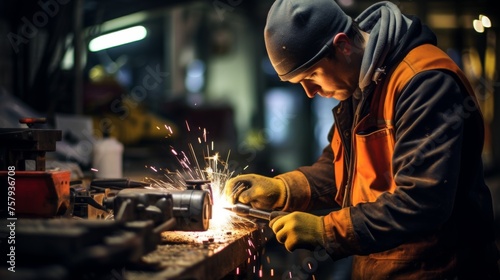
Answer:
[333, 106, 349, 209]
[342, 89, 370, 208]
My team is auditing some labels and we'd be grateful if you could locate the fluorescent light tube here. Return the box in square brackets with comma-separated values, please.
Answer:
[89, 25, 147, 52]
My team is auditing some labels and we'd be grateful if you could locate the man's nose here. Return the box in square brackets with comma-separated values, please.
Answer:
[300, 81, 318, 98]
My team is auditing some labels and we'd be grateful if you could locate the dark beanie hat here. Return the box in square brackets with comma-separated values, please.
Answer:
[264, 0, 352, 81]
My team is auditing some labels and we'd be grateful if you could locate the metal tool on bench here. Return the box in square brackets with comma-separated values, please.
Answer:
[70, 181, 110, 219]
[90, 177, 151, 190]
[0, 117, 70, 218]
[102, 179, 213, 231]
[224, 203, 289, 220]
[0, 217, 162, 280]
[69, 178, 152, 219]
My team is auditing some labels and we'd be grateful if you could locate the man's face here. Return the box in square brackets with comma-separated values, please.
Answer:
[288, 47, 357, 101]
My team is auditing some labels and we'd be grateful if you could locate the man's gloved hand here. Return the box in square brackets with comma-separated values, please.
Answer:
[224, 174, 287, 211]
[269, 211, 326, 252]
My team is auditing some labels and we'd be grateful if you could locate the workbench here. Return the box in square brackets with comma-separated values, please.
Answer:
[123, 222, 274, 280]
[0, 219, 274, 280]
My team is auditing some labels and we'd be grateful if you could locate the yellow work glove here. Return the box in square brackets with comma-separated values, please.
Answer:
[224, 174, 287, 211]
[269, 211, 326, 252]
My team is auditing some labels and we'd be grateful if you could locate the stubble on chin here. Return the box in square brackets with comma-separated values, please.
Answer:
[321, 89, 350, 100]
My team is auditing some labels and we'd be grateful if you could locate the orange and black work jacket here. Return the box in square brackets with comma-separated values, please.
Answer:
[276, 43, 499, 279]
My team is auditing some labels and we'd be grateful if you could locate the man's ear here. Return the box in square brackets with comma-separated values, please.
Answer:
[333, 33, 351, 55]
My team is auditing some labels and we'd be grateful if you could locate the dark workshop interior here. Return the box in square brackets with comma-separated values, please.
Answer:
[0, 0, 499, 279]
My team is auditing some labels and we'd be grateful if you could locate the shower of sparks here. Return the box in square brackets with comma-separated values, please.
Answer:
[139, 121, 283, 279]
[145, 120, 255, 231]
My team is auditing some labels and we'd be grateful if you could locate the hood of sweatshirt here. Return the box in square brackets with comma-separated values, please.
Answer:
[356, 1, 437, 93]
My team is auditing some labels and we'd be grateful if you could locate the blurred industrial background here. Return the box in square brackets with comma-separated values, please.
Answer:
[0, 0, 499, 278]
[2, 0, 498, 176]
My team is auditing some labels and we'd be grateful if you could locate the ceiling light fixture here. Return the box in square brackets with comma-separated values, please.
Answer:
[89, 25, 147, 52]
[473, 14, 491, 33]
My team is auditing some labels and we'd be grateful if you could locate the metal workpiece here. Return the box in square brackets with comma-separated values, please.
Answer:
[104, 186, 213, 232]
[170, 188, 212, 231]
[104, 188, 177, 234]
[70, 178, 151, 219]
[224, 203, 290, 221]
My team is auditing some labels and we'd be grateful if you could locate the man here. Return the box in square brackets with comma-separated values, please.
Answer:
[225, 0, 500, 279]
